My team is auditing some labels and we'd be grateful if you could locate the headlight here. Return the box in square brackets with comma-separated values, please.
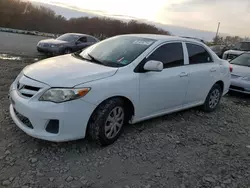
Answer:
[50, 44, 63, 48]
[39, 88, 90, 103]
[50, 44, 57, 48]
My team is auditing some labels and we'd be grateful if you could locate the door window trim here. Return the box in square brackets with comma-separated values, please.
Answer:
[184, 42, 214, 65]
[87, 36, 97, 42]
[134, 41, 186, 72]
[78, 36, 87, 43]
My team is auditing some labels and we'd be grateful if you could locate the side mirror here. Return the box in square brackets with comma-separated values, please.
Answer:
[143, 60, 163, 72]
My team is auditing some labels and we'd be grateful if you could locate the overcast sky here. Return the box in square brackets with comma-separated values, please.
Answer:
[28, 0, 250, 37]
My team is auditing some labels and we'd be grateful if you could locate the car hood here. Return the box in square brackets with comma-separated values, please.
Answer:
[224, 50, 245, 55]
[231, 64, 250, 77]
[23, 55, 118, 87]
[39, 39, 69, 45]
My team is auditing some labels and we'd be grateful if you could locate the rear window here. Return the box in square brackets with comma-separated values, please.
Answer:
[186, 43, 213, 64]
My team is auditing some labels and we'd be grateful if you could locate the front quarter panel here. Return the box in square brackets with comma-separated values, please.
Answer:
[76, 67, 140, 118]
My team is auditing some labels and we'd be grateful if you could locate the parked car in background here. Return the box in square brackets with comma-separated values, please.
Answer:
[210, 45, 229, 58]
[10, 34, 231, 146]
[37, 33, 99, 55]
[229, 53, 250, 94]
[222, 41, 250, 61]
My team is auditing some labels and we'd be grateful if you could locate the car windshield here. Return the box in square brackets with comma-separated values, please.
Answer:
[234, 42, 250, 51]
[57, 34, 80, 42]
[79, 36, 156, 67]
[230, 53, 250, 67]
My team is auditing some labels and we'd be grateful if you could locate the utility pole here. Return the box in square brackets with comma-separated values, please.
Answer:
[215, 22, 220, 44]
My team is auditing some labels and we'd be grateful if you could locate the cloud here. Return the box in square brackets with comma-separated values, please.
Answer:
[158, 0, 250, 36]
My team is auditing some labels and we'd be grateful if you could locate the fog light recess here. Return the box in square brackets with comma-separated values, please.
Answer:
[46, 120, 59, 134]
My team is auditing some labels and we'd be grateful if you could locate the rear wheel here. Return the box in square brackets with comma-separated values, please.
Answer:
[87, 98, 126, 146]
[203, 84, 222, 112]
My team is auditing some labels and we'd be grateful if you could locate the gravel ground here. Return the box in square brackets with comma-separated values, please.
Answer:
[0, 58, 250, 188]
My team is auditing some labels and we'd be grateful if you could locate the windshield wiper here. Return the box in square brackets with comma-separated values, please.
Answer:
[72, 52, 86, 60]
[87, 53, 104, 65]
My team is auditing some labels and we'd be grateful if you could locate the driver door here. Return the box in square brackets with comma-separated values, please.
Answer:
[138, 42, 189, 118]
[75, 36, 89, 51]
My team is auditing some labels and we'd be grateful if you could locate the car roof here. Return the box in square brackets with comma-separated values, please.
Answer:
[64, 33, 96, 38]
[120, 34, 204, 43]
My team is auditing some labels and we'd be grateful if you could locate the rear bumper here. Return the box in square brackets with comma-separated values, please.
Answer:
[223, 89, 229, 96]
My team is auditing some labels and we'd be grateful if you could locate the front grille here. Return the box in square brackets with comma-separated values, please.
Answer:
[42, 44, 50, 47]
[23, 85, 40, 91]
[14, 108, 33, 129]
[17, 81, 41, 98]
[230, 85, 245, 91]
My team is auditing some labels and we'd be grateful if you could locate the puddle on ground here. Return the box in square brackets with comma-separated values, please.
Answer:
[0, 54, 22, 61]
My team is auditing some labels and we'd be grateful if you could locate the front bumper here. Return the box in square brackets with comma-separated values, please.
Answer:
[9, 89, 96, 142]
[37, 46, 64, 55]
[230, 78, 250, 94]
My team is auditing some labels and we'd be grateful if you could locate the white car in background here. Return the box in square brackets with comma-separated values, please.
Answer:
[223, 41, 250, 61]
[9, 34, 231, 146]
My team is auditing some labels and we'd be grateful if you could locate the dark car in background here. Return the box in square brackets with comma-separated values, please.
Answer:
[210, 45, 229, 58]
[37, 33, 99, 55]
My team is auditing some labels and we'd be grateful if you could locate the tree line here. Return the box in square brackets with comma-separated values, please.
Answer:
[212, 35, 250, 46]
[0, 0, 170, 39]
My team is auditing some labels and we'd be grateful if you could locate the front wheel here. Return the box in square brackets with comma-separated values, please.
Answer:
[87, 98, 126, 146]
[203, 84, 222, 112]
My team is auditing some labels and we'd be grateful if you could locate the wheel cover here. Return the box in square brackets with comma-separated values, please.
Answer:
[209, 88, 220, 109]
[104, 106, 124, 139]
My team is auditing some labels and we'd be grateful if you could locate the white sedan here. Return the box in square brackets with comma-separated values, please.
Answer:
[9, 34, 231, 145]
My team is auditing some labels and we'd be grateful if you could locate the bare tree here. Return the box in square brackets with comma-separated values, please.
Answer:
[0, 0, 170, 38]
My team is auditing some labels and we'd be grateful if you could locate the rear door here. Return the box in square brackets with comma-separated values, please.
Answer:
[183, 43, 220, 106]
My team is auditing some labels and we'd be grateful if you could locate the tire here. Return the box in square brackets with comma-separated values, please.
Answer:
[64, 48, 72, 54]
[87, 98, 126, 146]
[203, 84, 222, 112]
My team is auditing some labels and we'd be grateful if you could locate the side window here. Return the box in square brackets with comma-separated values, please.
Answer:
[186, 43, 212, 64]
[147, 43, 184, 68]
[79, 37, 87, 43]
[87, 37, 97, 42]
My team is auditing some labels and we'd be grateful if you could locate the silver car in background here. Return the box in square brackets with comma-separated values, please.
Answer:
[37, 33, 99, 55]
[230, 53, 250, 94]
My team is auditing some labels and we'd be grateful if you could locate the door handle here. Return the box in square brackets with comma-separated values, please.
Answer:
[179, 72, 188, 77]
[210, 68, 216, 72]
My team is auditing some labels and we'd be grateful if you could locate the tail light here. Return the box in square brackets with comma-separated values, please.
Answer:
[229, 64, 233, 72]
